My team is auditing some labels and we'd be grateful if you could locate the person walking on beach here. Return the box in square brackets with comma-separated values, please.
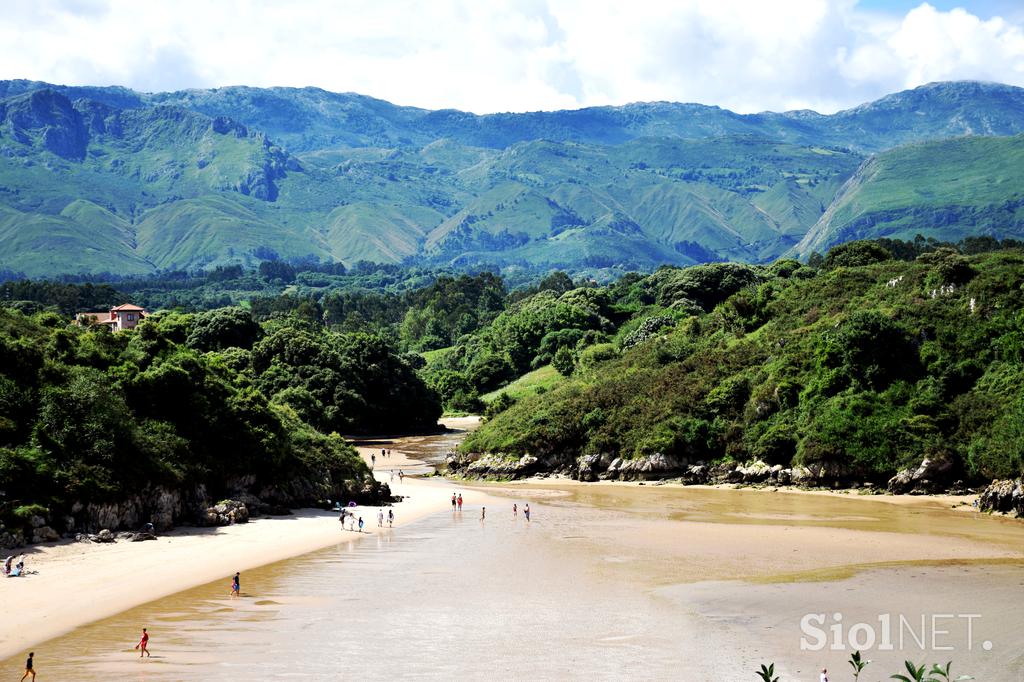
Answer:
[377, 508, 384, 528]
[820, 668, 828, 682]
[231, 572, 240, 597]
[20, 652, 34, 681]
[135, 628, 151, 657]
[481, 507, 486, 520]
[388, 509, 394, 527]
[457, 494, 463, 511]
[371, 453, 376, 469]
[399, 470, 404, 483]
[513, 503, 517, 517]
[339, 509, 348, 529]
[358, 516, 365, 532]
[524, 504, 531, 522]
[451, 493, 457, 511]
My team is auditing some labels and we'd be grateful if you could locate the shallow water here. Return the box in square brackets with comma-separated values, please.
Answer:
[5, 428, 1024, 681]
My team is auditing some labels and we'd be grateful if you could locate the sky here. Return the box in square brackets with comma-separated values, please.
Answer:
[1, 0, 1023, 114]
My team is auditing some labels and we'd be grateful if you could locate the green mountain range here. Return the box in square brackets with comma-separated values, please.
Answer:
[0, 80, 1023, 277]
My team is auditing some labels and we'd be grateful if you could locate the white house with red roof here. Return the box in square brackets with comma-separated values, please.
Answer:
[75, 304, 148, 331]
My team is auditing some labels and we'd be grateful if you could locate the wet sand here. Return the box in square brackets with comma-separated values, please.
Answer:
[0, 418, 478, 661]
[3, 417, 1024, 680]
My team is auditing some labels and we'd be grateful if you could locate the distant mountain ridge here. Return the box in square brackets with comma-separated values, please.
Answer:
[0, 79, 1022, 277]
[3, 79, 1023, 153]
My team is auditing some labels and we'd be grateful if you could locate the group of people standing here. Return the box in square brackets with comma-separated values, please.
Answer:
[370, 448, 393, 469]
[339, 507, 394, 532]
[452, 492, 531, 522]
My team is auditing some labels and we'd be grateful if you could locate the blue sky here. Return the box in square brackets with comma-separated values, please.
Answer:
[859, 0, 1019, 17]
[0, 1, 1022, 114]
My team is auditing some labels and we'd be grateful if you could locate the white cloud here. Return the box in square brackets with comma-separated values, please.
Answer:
[0, 0, 1021, 113]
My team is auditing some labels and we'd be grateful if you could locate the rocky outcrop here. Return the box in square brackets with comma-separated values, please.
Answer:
[454, 447, 879, 490]
[76, 485, 210, 534]
[5, 469, 389, 548]
[888, 453, 958, 494]
[604, 452, 690, 481]
[978, 479, 1024, 516]
[202, 500, 250, 526]
[74, 530, 158, 543]
[1, 528, 25, 550]
[0, 89, 89, 159]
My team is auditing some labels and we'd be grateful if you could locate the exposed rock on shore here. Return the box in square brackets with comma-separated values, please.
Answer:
[202, 500, 250, 526]
[978, 479, 1024, 516]
[447, 449, 936, 494]
[3, 475, 391, 549]
[887, 453, 958, 494]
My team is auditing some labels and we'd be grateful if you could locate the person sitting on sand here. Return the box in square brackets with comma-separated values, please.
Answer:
[20, 651, 34, 681]
[135, 628, 151, 657]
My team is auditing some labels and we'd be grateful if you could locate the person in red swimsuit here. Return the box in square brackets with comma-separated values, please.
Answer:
[135, 628, 151, 657]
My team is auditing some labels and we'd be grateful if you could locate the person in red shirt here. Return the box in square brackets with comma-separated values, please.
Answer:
[135, 628, 151, 657]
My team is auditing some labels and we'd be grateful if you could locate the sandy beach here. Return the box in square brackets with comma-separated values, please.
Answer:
[0, 423, 475, 661]
[3, 415, 1023, 679]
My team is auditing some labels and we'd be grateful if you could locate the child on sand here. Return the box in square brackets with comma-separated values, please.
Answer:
[358, 516, 365, 532]
[135, 628, 151, 657]
[20, 652, 34, 681]
[231, 572, 240, 597]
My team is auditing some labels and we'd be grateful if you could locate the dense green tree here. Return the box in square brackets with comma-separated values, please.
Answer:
[187, 307, 263, 351]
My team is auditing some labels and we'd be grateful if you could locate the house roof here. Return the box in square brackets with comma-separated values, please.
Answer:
[110, 304, 146, 312]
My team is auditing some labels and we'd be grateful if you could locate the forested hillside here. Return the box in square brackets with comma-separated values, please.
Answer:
[3, 235, 1023, 545]
[0, 305, 439, 544]
[456, 240, 1024, 487]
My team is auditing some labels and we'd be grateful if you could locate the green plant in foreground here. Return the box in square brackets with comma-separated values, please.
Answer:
[927, 661, 973, 682]
[891, 660, 973, 682]
[755, 663, 779, 682]
[849, 650, 870, 680]
[754, 658, 971, 681]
